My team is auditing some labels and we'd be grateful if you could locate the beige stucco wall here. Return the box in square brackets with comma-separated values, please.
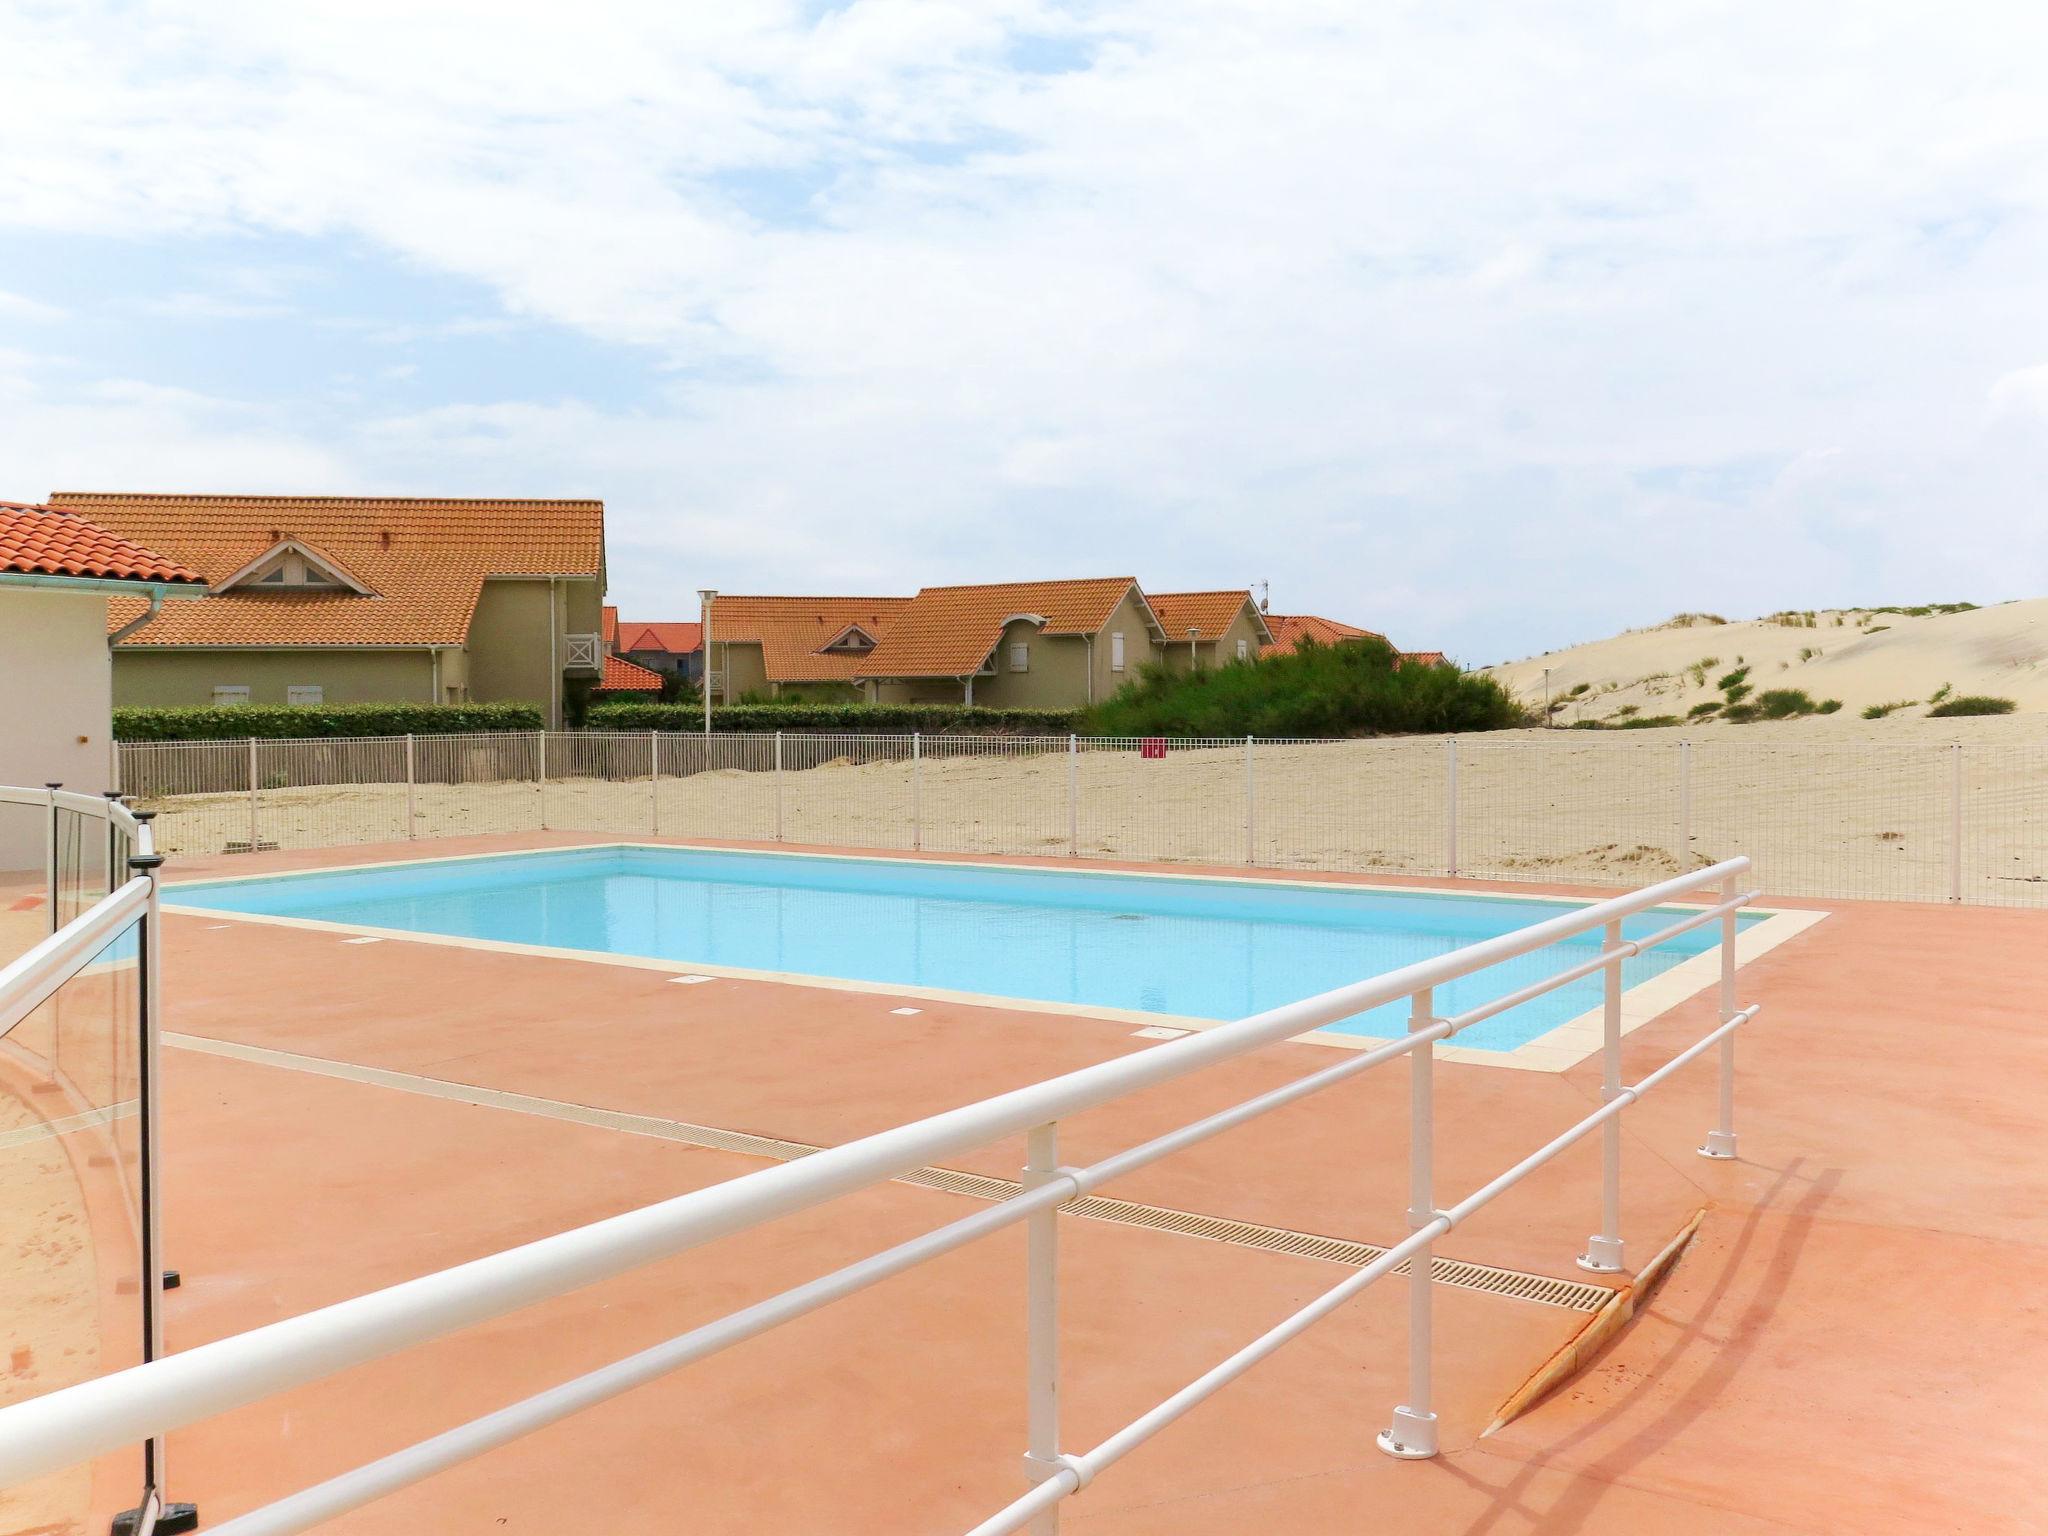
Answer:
[1089, 589, 1160, 701]
[971, 619, 1093, 708]
[1, 588, 115, 868]
[1158, 604, 1267, 672]
[708, 640, 769, 702]
[467, 579, 560, 718]
[112, 648, 436, 708]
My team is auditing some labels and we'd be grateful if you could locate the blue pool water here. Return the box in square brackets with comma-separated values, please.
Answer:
[168, 848, 1755, 1052]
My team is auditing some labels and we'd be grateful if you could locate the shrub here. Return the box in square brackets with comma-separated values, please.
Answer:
[1861, 700, 1916, 719]
[1083, 635, 1527, 736]
[1567, 681, 1591, 697]
[1611, 714, 1683, 729]
[1929, 682, 1953, 705]
[1716, 666, 1750, 691]
[1663, 612, 1728, 627]
[584, 702, 1084, 734]
[1927, 695, 2017, 717]
[1817, 698, 1843, 714]
[1752, 688, 1822, 720]
[1687, 700, 1721, 718]
[114, 702, 545, 741]
[1723, 682, 1752, 704]
[1721, 702, 1759, 723]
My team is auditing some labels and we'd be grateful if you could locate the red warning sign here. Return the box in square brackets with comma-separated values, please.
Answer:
[1140, 738, 1167, 760]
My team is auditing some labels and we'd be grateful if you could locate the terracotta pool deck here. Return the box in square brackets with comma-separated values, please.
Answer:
[116, 835, 2048, 1531]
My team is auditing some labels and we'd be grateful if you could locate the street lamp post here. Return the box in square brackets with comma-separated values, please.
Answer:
[698, 589, 717, 736]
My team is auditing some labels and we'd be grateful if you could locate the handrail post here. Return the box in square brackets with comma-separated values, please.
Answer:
[1699, 871, 1741, 1159]
[247, 737, 259, 853]
[1379, 988, 1439, 1459]
[404, 734, 418, 841]
[774, 731, 785, 842]
[1577, 918, 1627, 1272]
[1444, 738, 1459, 878]
[44, 782, 61, 933]
[650, 729, 661, 836]
[1021, 1122, 1063, 1531]
[1067, 734, 1079, 859]
[103, 790, 124, 896]
[911, 732, 923, 852]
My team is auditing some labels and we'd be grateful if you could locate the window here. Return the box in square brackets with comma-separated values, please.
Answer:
[1009, 640, 1030, 672]
[212, 685, 251, 706]
[1236, 638, 1249, 661]
[1110, 632, 1126, 672]
[287, 685, 324, 707]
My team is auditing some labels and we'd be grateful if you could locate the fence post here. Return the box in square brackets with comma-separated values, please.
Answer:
[1379, 987, 1439, 1459]
[1948, 743, 1963, 903]
[1578, 919, 1627, 1273]
[43, 782, 60, 933]
[1443, 738, 1459, 878]
[537, 731, 549, 832]
[1021, 1122, 1063, 1531]
[774, 731, 785, 842]
[1244, 735, 1256, 867]
[911, 732, 923, 851]
[1699, 870, 1741, 1159]
[650, 730, 661, 836]
[246, 737, 259, 852]
[127, 812, 193, 1531]
[404, 735, 418, 841]
[1067, 735, 1079, 859]
[1678, 739, 1692, 871]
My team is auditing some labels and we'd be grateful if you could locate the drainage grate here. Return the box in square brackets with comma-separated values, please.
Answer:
[169, 1034, 1609, 1315]
[550, 1111, 1610, 1312]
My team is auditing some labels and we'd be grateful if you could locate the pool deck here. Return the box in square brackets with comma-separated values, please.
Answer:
[31, 832, 2048, 1532]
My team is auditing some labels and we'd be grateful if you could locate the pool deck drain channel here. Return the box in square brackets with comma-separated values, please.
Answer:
[169, 1031, 1611, 1314]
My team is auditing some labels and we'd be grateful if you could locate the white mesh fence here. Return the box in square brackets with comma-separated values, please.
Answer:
[116, 729, 2048, 905]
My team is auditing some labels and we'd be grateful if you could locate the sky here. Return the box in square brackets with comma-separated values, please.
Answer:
[3, 1, 2047, 665]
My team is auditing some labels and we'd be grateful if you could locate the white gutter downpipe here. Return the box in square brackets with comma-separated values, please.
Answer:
[107, 591, 165, 649]
[547, 578, 559, 730]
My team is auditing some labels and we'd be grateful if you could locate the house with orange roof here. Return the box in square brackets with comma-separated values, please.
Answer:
[1148, 591, 1275, 671]
[614, 620, 704, 689]
[700, 596, 913, 704]
[853, 578, 1167, 706]
[1260, 613, 1386, 656]
[0, 499, 206, 831]
[54, 494, 607, 727]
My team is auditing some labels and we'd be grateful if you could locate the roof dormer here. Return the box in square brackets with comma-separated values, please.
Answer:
[213, 537, 373, 596]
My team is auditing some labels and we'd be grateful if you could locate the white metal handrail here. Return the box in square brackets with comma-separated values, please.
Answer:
[0, 856, 1762, 1535]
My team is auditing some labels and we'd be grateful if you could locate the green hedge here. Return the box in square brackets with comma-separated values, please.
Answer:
[114, 702, 546, 741]
[584, 702, 1086, 734]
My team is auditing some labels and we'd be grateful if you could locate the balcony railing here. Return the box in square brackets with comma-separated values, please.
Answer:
[562, 633, 603, 673]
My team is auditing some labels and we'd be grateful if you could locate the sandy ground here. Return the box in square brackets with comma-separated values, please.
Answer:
[123, 717, 2048, 905]
[1488, 600, 2048, 724]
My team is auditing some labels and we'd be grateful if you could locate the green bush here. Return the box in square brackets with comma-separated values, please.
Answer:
[1752, 688, 1822, 720]
[114, 702, 545, 741]
[1861, 699, 1917, 719]
[1927, 695, 2017, 717]
[1816, 698, 1843, 714]
[584, 702, 1085, 734]
[1687, 700, 1721, 718]
[1723, 682, 1752, 704]
[1083, 636, 1526, 737]
[1716, 666, 1750, 691]
[1721, 702, 1759, 723]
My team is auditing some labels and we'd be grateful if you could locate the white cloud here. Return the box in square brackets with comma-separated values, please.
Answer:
[0, 290, 65, 323]
[2, 1, 2047, 658]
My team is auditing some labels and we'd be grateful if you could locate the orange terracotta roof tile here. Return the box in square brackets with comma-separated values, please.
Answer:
[594, 653, 664, 693]
[618, 621, 702, 655]
[1148, 590, 1273, 646]
[708, 595, 912, 683]
[602, 605, 619, 647]
[860, 578, 1146, 678]
[0, 500, 206, 587]
[55, 494, 603, 649]
[1261, 613, 1386, 656]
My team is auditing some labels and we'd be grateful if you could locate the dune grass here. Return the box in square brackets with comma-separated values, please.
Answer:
[1927, 695, 2016, 717]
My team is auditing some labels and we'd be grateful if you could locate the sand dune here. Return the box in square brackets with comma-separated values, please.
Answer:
[1488, 601, 2048, 725]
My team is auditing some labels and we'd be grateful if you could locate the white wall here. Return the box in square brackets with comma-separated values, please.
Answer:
[0, 588, 115, 871]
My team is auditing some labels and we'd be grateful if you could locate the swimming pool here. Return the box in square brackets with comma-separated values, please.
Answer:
[168, 847, 1764, 1053]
